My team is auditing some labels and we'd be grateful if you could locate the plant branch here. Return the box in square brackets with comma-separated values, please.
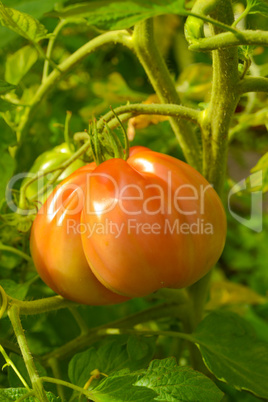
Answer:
[17, 29, 133, 142]
[0, 243, 32, 262]
[189, 29, 268, 51]
[104, 327, 194, 342]
[47, 358, 66, 400]
[8, 305, 49, 401]
[99, 103, 201, 129]
[42, 19, 68, 83]
[133, 19, 202, 171]
[232, 6, 249, 28]
[41, 376, 94, 399]
[239, 76, 268, 94]
[0, 345, 30, 389]
[9, 295, 75, 315]
[40, 302, 184, 363]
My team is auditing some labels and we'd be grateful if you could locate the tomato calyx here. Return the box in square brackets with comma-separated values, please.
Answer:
[89, 109, 129, 165]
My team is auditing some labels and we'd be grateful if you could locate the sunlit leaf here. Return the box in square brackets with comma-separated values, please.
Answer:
[0, 1, 48, 42]
[136, 358, 223, 401]
[5, 45, 38, 85]
[206, 280, 265, 310]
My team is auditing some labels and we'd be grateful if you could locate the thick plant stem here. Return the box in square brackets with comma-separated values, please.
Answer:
[133, 19, 202, 171]
[8, 305, 49, 402]
[201, 0, 240, 194]
[186, 0, 239, 346]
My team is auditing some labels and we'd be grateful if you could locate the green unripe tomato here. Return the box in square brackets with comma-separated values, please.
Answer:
[23, 143, 84, 204]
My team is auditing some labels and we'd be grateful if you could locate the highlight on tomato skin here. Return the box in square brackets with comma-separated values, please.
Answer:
[30, 146, 227, 304]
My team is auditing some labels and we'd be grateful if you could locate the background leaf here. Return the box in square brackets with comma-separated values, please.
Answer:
[68, 337, 156, 388]
[0, 0, 57, 48]
[5, 45, 38, 85]
[49, 0, 186, 30]
[193, 311, 268, 399]
[0, 119, 16, 202]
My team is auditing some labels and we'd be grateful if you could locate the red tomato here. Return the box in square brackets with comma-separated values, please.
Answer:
[31, 146, 226, 303]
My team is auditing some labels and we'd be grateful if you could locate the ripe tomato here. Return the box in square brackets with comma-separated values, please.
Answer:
[30, 146, 226, 303]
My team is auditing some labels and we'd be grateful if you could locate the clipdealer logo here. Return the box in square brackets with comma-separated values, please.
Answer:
[5, 169, 264, 233]
[228, 171, 263, 233]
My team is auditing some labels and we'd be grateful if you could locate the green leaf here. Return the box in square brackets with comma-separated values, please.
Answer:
[48, 0, 185, 30]
[0, 1, 48, 42]
[0, 151, 15, 202]
[135, 358, 223, 402]
[0, 119, 16, 201]
[0, 388, 59, 401]
[5, 45, 38, 85]
[92, 371, 157, 402]
[127, 335, 150, 361]
[69, 337, 156, 388]
[193, 311, 268, 399]
[251, 152, 268, 193]
[0, 0, 57, 48]
[247, 0, 268, 16]
[0, 80, 16, 95]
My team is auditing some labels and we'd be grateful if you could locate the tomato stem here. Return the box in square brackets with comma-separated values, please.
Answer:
[189, 29, 268, 51]
[8, 305, 49, 401]
[133, 18, 202, 171]
[199, 0, 240, 193]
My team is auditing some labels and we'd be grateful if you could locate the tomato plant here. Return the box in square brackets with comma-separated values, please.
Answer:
[0, 1, 268, 401]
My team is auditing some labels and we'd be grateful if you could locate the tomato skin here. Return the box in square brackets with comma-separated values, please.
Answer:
[30, 162, 129, 305]
[31, 146, 226, 303]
